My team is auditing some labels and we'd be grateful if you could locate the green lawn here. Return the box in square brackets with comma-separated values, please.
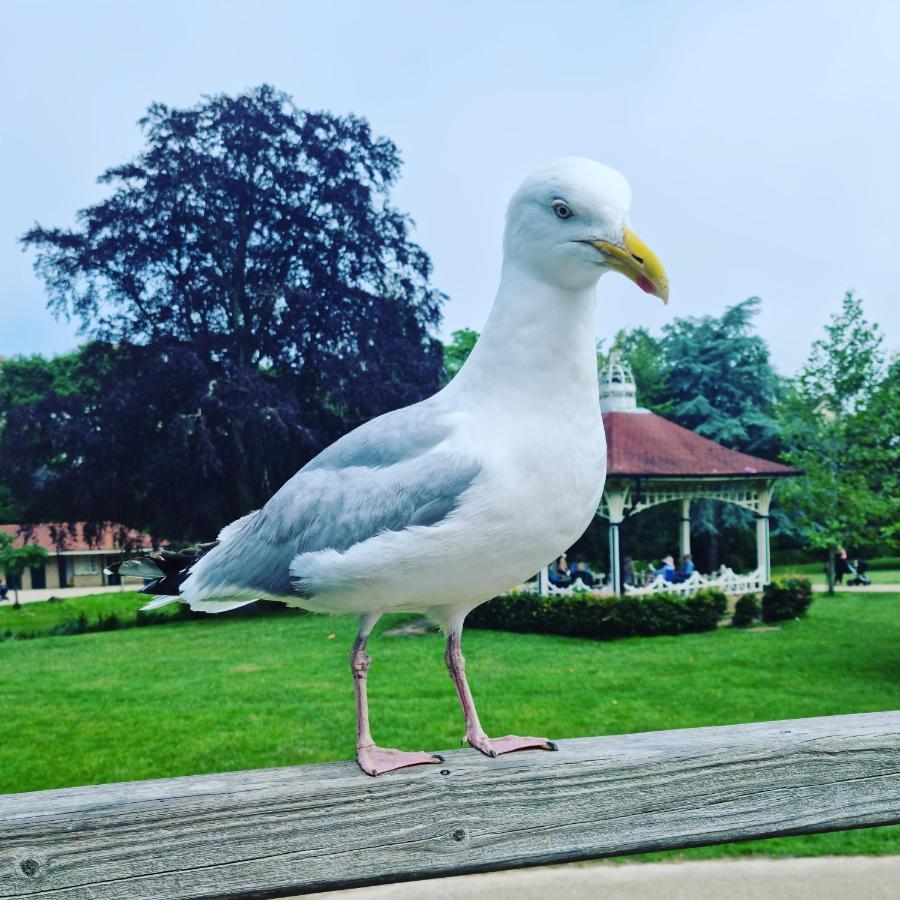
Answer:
[1, 591, 898, 859]
[0, 591, 168, 636]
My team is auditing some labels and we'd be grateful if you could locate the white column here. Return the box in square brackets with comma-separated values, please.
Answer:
[755, 483, 773, 584]
[679, 498, 691, 560]
[606, 490, 628, 594]
[538, 567, 549, 596]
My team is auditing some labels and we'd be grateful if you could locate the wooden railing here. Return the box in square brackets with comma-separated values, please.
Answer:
[2, 712, 898, 899]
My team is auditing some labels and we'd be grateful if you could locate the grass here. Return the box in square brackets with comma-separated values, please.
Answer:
[0, 591, 170, 637]
[0, 591, 898, 859]
[773, 555, 900, 585]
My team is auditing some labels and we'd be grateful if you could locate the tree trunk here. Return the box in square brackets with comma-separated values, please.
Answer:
[826, 546, 836, 597]
[13, 585, 20, 610]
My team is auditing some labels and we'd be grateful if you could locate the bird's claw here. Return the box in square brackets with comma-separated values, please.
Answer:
[465, 733, 557, 757]
[357, 745, 444, 777]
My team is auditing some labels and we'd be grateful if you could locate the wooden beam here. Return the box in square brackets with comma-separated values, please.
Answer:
[2, 712, 898, 899]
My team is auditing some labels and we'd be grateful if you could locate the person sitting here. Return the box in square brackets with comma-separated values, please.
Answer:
[673, 554, 694, 583]
[622, 556, 637, 587]
[568, 560, 596, 588]
[548, 554, 571, 588]
[0, 579, 7, 601]
[654, 555, 675, 582]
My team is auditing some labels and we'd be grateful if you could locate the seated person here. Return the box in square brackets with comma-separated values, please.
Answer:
[568, 560, 596, 587]
[673, 554, 694, 583]
[654, 555, 676, 582]
[548, 554, 571, 588]
[622, 556, 637, 586]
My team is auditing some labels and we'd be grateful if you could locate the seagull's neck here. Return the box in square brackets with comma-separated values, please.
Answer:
[449, 261, 600, 410]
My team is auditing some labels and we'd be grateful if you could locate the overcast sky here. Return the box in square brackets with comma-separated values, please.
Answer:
[2, 0, 898, 374]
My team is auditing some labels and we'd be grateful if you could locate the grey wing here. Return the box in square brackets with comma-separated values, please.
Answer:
[185, 400, 479, 599]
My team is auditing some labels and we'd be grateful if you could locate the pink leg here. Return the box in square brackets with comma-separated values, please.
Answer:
[352, 614, 443, 776]
[444, 628, 557, 757]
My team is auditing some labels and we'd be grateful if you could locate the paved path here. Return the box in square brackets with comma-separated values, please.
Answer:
[300, 856, 900, 899]
[812, 583, 898, 593]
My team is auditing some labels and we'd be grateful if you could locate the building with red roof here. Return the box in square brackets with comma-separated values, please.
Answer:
[0, 522, 156, 591]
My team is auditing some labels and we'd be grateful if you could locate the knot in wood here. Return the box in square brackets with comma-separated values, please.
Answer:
[451, 828, 467, 842]
[20, 858, 40, 878]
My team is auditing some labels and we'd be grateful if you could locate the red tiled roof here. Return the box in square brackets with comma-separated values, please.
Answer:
[0, 523, 155, 553]
[603, 412, 800, 478]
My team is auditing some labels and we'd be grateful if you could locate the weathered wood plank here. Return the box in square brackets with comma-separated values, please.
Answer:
[1, 712, 898, 899]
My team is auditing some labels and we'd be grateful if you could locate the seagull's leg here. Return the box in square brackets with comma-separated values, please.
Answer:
[444, 627, 557, 757]
[351, 612, 443, 776]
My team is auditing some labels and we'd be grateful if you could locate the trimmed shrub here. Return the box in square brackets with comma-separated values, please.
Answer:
[761, 577, 814, 623]
[732, 593, 760, 628]
[466, 588, 728, 641]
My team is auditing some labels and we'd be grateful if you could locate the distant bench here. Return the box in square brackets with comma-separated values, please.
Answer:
[1, 712, 898, 899]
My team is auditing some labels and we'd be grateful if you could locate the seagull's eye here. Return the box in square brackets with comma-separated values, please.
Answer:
[552, 200, 573, 220]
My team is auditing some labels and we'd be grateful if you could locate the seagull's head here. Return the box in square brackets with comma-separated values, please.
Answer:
[504, 157, 668, 301]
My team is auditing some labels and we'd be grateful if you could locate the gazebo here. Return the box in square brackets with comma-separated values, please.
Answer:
[539, 360, 800, 596]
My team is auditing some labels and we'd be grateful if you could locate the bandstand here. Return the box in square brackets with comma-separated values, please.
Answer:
[538, 360, 800, 597]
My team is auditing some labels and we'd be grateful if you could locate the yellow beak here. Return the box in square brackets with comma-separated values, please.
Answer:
[589, 227, 669, 304]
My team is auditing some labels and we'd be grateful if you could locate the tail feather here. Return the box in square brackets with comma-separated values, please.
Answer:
[106, 541, 219, 596]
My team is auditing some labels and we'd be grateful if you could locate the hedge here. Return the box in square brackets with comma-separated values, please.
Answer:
[731, 593, 760, 628]
[466, 588, 728, 641]
[761, 577, 814, 623]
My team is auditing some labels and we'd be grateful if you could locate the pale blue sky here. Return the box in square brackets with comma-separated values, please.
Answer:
[2, 0, 898, 373]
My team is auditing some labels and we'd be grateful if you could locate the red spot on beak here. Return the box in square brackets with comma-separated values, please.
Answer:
[636, 274, 655, 294]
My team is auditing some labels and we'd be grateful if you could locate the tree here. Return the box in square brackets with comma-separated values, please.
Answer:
[443, 328, 479, 383]
[660, 298, 785, 570]
[661, 298, 782, 458]
[0, 532, 48, 608]
[777, 293, 896, 593]
[13, 86, 445, 538]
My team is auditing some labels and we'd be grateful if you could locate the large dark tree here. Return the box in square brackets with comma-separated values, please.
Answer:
[10, 86, 444, 538]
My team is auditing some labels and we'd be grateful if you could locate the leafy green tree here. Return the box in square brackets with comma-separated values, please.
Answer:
[12, 85, 445, 539]
[777, 293, 896, 593]
[662, 298, 782, 458]
[660, 298, 785, 570]
[443, 328, 479, 383]
[0, 532, 48, 608]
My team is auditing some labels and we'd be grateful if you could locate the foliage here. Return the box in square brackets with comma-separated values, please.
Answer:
[0, 485, 23, 522]
[661, 298, 782, 457]
[761, 577, 813, 623]
[442, 328, 479, 383]
[777, 294, 897, 591]
[731, 593, 760, 628]
[466, 588, 727, 640]
[11, 85, 445, 538]
[0, 532, 48, 606]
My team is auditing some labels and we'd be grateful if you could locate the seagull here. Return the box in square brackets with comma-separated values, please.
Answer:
[112, 157, 668, 776]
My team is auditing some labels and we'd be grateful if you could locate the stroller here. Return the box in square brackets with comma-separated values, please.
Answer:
[846, 558, 871, 586]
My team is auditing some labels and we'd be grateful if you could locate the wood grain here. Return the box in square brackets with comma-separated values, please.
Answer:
[1, 712, 898, 899]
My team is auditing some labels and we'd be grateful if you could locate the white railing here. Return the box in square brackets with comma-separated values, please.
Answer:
[524, 566, 764, 598]
[624, 565, 764, 596]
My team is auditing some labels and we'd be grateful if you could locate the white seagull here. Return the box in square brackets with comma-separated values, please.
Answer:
[113, 157, 669, 776]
